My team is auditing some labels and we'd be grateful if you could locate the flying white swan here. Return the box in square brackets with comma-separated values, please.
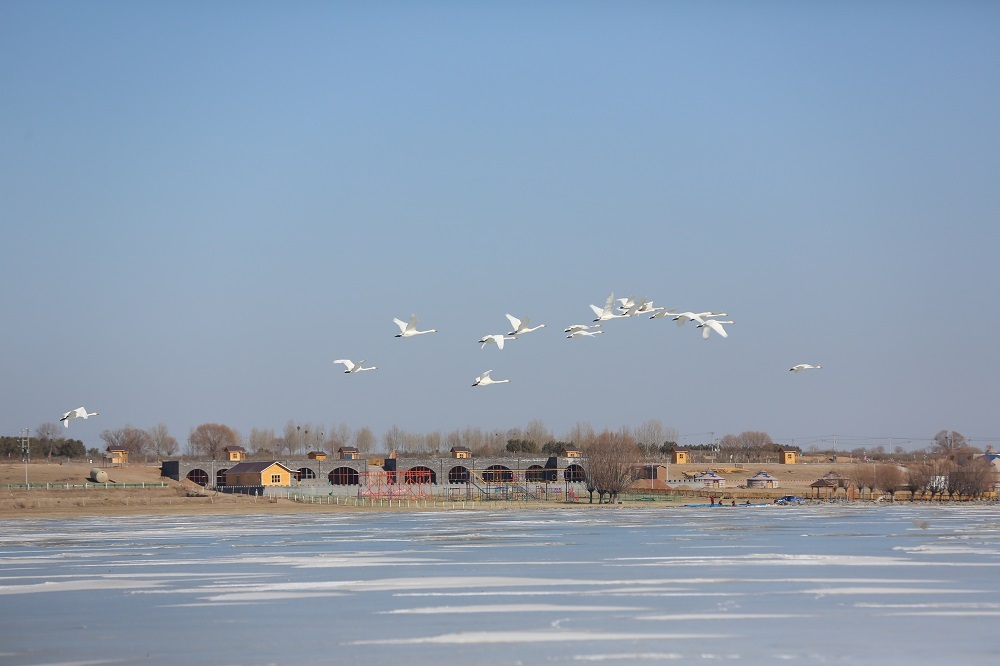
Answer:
[590, 293, 629, 322]
[505, 314, 545, 335]
[333, 359, 378, 373]
[564, 323, 601, 333]
[696, 319, 734, 339]
[472, 369, 510, 387]
[673, 311, 727, 326]
[616, 296, 660, 317]
[60, 407, 99, 428]
[567, 329, 605, 339]
[631, 300, 667, 316]
[393, 314, 438, 337]
[649, 306, 680, 319]
[790, 364, 822, 373]
[479, 334, 516, 350]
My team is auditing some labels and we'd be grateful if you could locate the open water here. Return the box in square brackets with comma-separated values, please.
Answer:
[1, 504, 998, 665]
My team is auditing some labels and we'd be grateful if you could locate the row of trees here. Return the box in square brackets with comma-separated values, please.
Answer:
[183, 419, 681, 460]
[0, 435, 87, 460]
[850, 456, 995, 501]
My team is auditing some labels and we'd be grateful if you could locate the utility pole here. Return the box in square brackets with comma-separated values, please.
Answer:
[21, 428, 30, 487]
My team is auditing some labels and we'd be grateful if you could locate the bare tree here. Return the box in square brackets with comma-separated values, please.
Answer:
[951, 457, 994, 500]
[188, 423, 238, 460]
[280, 421, 300, 456]
[146, 423, 179, 458]
[875, 464, 905, 501]
[328, 422, 353, 451]
[904, 463, 931, 501]
[718, 434, 740, 463]
[737, 431, 774, 463]
[932, 430, 968, 460]
[424, 430, 442, 456]
[249, 428, 277, 456]
[851, 465, 877, 500]
[35, 422, 63, 459]
[583, 428, 640, 504]
[565, 421, 597, 450]
[101, 425, 150, 460]
[383, 425, 406, 455]
[36, 422, 63, 442]
[525, 419, 552, 450]
[354, 426, 376, 454]
[460, 426, 486, 454]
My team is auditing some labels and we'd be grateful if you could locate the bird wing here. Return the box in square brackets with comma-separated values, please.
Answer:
[495, 336, 505, 350]
[604, 293, 616, 311]
[334, 359, 356, 371]
[505, 314, 522, 331]
[589, 304, 604, 318]
[393, 318, 408, 333]
[706, 320, 728, 338]
[406, 314, 419, 331]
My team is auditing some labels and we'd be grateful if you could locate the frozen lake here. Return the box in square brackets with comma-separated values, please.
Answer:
[1, 504, 998, 665]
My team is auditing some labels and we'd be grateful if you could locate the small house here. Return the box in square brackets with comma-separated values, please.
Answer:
[224, 461, 296, 487]
[338, 446, 360, 460]
[561, 446, 582, 458]
[223, 445, 247, 462]
[671, 449, 690, 465]
[104, 446, 128, 466]
[746, 470, 780, 489]
[631, 463, 667, 482]
[450, 446, 472, 459]
[779, 448, 800, 464]
[307, 451, 327, 461]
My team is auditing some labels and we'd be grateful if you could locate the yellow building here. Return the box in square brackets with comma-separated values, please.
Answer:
[307, 451, 328, 460]
[450, 446, 471, 459]
[223, 445, 247, 462]
[671, 449, 690, 465]
[224, 461, 296, 487]
[780, 449, 800, 464]
[338, 446, 360, 460]
[561, 446, 582, 458]
[104, 447, 128, 466]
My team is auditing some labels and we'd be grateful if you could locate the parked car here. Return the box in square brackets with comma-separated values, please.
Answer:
[774, 495, 804, 505]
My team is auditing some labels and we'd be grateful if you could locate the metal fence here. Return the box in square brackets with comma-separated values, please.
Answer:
[2, 482, 170, 490]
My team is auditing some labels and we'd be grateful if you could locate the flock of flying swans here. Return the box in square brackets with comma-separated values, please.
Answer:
[334, 292, 820, 388]
[52, 294, 821, 429]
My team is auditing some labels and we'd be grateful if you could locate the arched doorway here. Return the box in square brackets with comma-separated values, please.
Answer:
[328, 467, 359, 485]
[526, 465, 553, 482]
[186, 469, 209, 486]
[448, 466, 470, 484]
[481, 465, 513, 483]
[215, 468, 228, 486]
[403, 466, 435, 484]
[564, 464, 586, 482]
[297, 467, 316, 481]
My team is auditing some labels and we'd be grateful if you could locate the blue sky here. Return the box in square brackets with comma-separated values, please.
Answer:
[2, 2, 998, 453]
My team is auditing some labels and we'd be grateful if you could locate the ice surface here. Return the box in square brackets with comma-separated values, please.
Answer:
[1, 505, 998, 664]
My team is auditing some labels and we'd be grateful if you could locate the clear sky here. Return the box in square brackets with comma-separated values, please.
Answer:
[2, 2, 998, 453]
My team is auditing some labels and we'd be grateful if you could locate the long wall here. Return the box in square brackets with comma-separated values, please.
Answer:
[162, 455, 593, 488]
